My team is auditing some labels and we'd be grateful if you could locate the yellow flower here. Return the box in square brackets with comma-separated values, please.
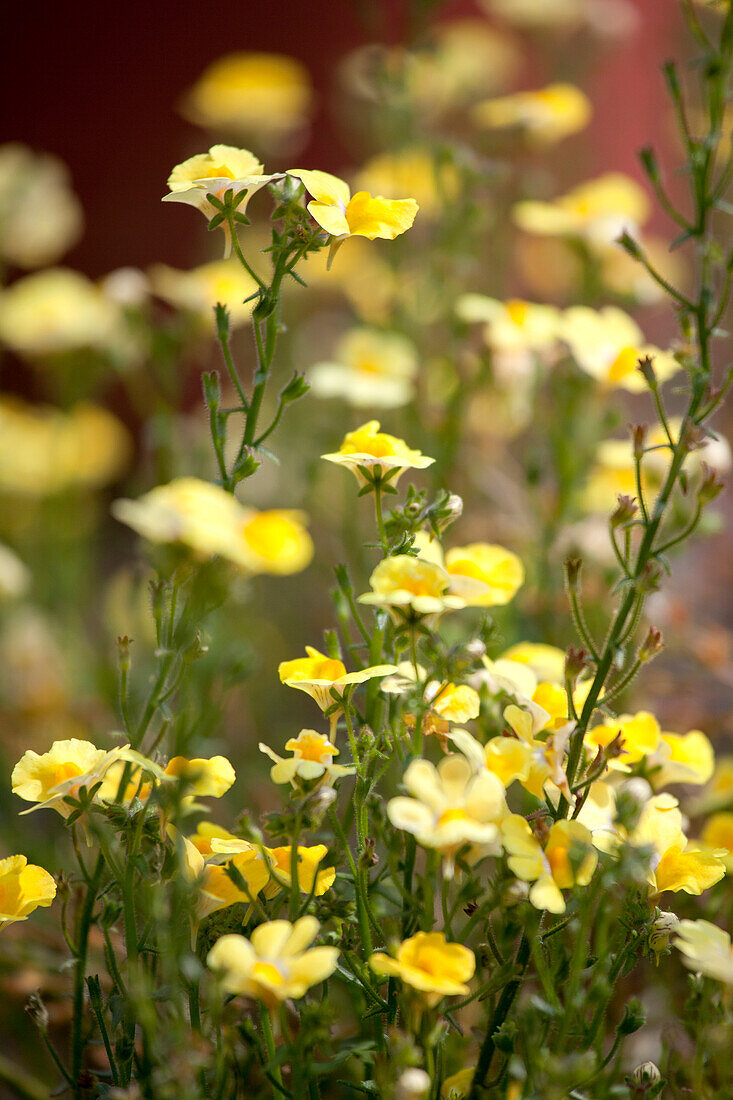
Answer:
[479, 0, 587, 25]
[513, 173, 650, 247]
[444, 544, 525, 608]
[148, 259, 257, 329]
[309, 327, 418, 409]
[358, 555, 468, 618]
[691, 756, 733, 814]
[278, 646, 398, 712]
[354, 147, 460, 220]
[652, 730, 715, 788]
[701, 813, 733, 871]
[259, 729, 356, 785]
[208, 916, 339, 1006]
[181, 53, 312, 139]
[370, 932, 475, 1004]
[0, 143, 82, 269]
[289, 169, 418, 266]
[0, 854, 56, 929]
[429, 683, 481, 724]
[322, 420, 434, 484]
[163, 145, 282, 255]
[560, 306, 679, 391]
[0, 269, 123, 357]
[632, 793, 726, 897]
[501, 816, 597, 914]
[112, 478, 313, 576]
[173, 830, 271, 922]
[499, 642, 567, 685]
[441, 1068, 476, 1099]
[473, 84, 591, 144]
[163, 755, 236, 799]
[11, 738, 139, 818]
[188, 822, 239, 858]
[208, 836, 336, 899]
[674, 920, 733, 985]
[387, 754, 505, 875]
[456, 294, 562, 375]
[586, 711, 662, 772]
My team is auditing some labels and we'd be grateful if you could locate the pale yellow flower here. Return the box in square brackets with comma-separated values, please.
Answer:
[181, 53, 312, 139]
[289, 169, 418, 266]
[690, 756, 733, 814]
[632, 793, 726, 897]
[149, 259, 257, 329]
[481, 0, 638, 36]
[172, 829, 270, 923]
[0, 855, 56, 930]
[701, 813, 733, 872]
[514, 173, 650, 247]
[112, 478, 313, 576]
[473, 84, 591, 144]
[0, 144, 82, 269]
[358, 555, 468, 618]
[674, 920, 733, 985]
[322, 420, 434, 485]
[651, 730, 715, 789]
[456, 294, 562, 375]
[278, 646, 398, 712]
[387, 754, 505, 875]
[163, 145, 281, 255]
[0, 269, 123, 357]
[208, 916, 339, 1005]
[309, 327, 418, 409]
[501, 815, 597, 913]
[586, 711, 662, 772]
[11, 738, 140, 818]
[259, 729, 356, 785]
[444, 544, 525, 608]
[370, 932, 475, 1004]
[354, 148, 460, 219]
[499, 642, 567, 685]
[560, 306, 679, 391]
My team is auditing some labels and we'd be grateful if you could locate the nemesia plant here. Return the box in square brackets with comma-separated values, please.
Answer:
[2, 3, 733, 1100]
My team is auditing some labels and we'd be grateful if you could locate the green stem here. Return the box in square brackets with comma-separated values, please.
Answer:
[71, 853, 104, 1096]
[259, 1003, 284, 1093]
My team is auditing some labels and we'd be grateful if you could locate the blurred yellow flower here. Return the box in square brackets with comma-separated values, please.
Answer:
[355, 148, 459, 219]
[652, 730, 715, 788]
[12, 738, 138, 817]
[457, 294, 562, 375]
[322, 420, 434, 484]
[499, 642, 567, 685]
[387, 753, 505, 875]
[181, 53, 313, 139]
[586, 711, 662, 771]
[359, 555, 468, 618]
[289, 169, 418, 266]
[260, 845, 336, 899]
[294, 237, 398, 323]
[0, 543, 30, 598]
[173, 830, 270, 922]
[429, 682, 481, 724]
[445, 543, 525, 608]
[514, 173, 650, 247]
[674, 919, 733, 984]
[370, 932, 475, 1004]
[0, 269, 123, 357]
[560, 306, 679, 391]
[0, 854, 56, 930]
[309, 327, 418, 409]
[163, 755, 235, 799]
[259, 729, 356, 785]
[441, 1068, 475, 1099]
[149, 259, 257, 329]
[501, 815, 597, 913]
[481, 0, 638, 36]
[112, 478, 313, 576]
[701, 813, 733, 871]
[632, 793, 726, 897]
[278, 646, 398, 712]
[0, 144, 83, 269]
[473, 84, 591, 144]
[208, 916, 339, 1005]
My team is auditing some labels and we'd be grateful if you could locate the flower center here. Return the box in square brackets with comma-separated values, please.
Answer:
[506, 299, 529, 326]
[608, 345, 640, 382]
[437, 807, 469, 827]
[252, 961, 286, 986]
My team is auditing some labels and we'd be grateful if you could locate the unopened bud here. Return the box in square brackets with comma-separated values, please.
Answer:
[444, 493, 464, 525]
[629, 1061, 662, 1089]
[395, 1068, 431, 1100]
[610, 494, 638, 528]
[649, 911, 680, 960]
[201, 370, 221, 412]
[638, 560, 664, 595]
[565, 645, 589, 683]
[637, 355, 657, 389]
[618, 230, 643, 260]
[618, 998, 645, 1035]
[182, 629, 209, 664]
[310, 785, 337, 822]
[280, 371, 310, 404]
[116, 634, 132, 672]
[25, 991, 49, 1032]
[465, 639, 486, 659]
[639, 627, 664, 662]
[630, 423, 648, 461]
[359, 837, 379, 868]
[698, 462, 725, 505]
[604, 731, 627, 760]
[564, 557, 583, 593]
[681, 421, 706, 451]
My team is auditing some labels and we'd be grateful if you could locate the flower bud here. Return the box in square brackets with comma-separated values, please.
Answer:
[116, 634, 133, 673]
[565, 645, 589, 684]
[610, 494, 638, 528]
[201, 370, 221, 412]
[638, 627, 664, 663]
[25, 991, 49, 1032]
[618, 998, 645, 1035]
[465, 639, 486, 659]
[637, 354, 657, 389]
[629, 1061, 662, 1089]
[395, 1068, 431, 1100]
[630, 423, 648, 462]
[564, 557, 583, 593]
[698, 462, 725, 505]
[649, 910, 680, 961]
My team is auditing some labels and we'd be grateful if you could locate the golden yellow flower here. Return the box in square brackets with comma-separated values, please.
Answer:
[370, 932, 475, 1004]
[322, 420, 434, 484]
[473, 83, 591, 143]
[208, 836, 336, 899]
[188, 822, 240, 858]
[289, 169, 418, 266]
[359, 555, 468, 618]
[259, 729, 356, 785]
[112, 478, 313, 577]
[632, 793, 726, 897]
[0, 143, 83, 269]
[560, 306, 679, 391]
[0, 854, 56, 929]
[499, 642, 567, 685]
[309, 327, 418, 409]
[652, 730, 715, 789]
[387, 753, 505, 875]
[0, 269, 123, 357]
[501, 816, 597, 913]
[208, 916, 339, 1005]
[172, 829, 270, 922]
[674, 920, 733, 985]
[278, 646, 398, 712]
[148, 259, 258, 329]
[514, 173, 650, 247]
[163, 145, 282, 255]
[586, 711, 662, 771]
[701, 813, 733, 872]
[11, 738, 140, 818]
[354, 148, 460, 219]
[181, 53, 313, 139]
[444, 544, 525, 608]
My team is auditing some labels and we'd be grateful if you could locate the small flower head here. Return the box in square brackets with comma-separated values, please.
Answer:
[259, 729, 356, 785]
[11, 738, 136, 817]
[444, 543, 525, 607]
[0, 855, 56, 929]
[501, 815, 597, 913]
[359, 555, 468, 619]
[472, 83, 592, 144]
[149, 259, 258, 329]
[632, 793, 726, 897]
[278, 646, 398, 711]
[207, 916, 339, 1005]
[0, 269, 124, 358]
[370, 931, 475, 1005]
[322, 420, 434, 486]
[674, 919, 733, 985]
[0, 143, 83, 269]
[309, 327, 418, 409]
[560, 306, 679, 391]
[514, 173, 650, 247]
